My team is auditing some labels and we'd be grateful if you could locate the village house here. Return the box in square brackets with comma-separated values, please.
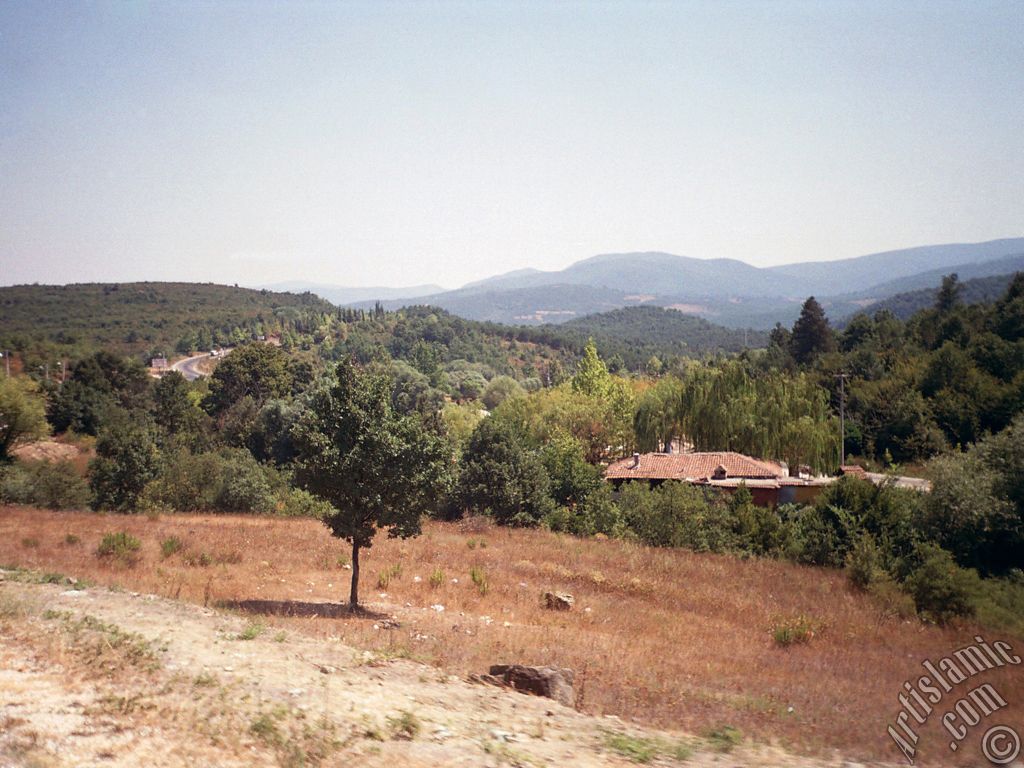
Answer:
[604, 451, 833, 506]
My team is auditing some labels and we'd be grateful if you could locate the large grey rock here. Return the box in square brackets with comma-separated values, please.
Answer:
[486, 664, 575, 708]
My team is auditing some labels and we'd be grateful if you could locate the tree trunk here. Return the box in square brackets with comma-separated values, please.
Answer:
[349, 541, 360, 609]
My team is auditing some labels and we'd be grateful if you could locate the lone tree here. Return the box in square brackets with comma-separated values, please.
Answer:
[292, 358, 451, 609]
[789, 296, 835, 365]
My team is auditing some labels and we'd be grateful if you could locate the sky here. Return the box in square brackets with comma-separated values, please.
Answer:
[1, 1, 1022, 290]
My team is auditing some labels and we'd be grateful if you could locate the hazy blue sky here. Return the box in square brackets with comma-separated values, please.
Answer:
[1, 0, 1021, 289]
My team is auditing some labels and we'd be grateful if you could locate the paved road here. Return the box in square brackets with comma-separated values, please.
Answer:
[171, 352, 217, 381]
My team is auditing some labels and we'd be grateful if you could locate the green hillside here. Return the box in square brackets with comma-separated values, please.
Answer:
[845, 272, 1019, 321]
[0, 283, 766, 379]
[0, 282, 335, 360]
[558, 306, 767, 368]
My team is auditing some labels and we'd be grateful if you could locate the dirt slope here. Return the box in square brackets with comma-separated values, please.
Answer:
[0, 575, 879, 768]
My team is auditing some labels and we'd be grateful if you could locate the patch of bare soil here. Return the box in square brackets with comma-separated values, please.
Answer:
[11, 441, 79, 463]
[0, 575, 883, 768]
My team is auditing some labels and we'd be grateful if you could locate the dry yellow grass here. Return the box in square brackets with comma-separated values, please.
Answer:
[1, 505, 1020, 765]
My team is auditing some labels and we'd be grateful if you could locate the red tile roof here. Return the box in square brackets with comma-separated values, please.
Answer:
[605, 452, 786, 481]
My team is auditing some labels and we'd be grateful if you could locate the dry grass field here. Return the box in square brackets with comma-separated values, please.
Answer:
[1, 505, 1021, 765]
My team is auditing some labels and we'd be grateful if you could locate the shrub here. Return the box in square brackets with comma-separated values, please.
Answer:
[377, 563, 402, 590]
[160, 536, 184, 558]
[236, 621, 264, 641]
[703, 725, 743, 752]
[618, 482, 731, 551]
[0, 460, 90, 510]
[214, 451, 275, 513]
[141, 448, 299, 516]
[603, 731, 658, 763]
[96, 531, 142, 564]
[273, 487, 332, 519]
[429, 568, 444, 588]
[903, 543, 981, 624]
[183, 551, 213, 567]
[772, 616, 818, 647]
[387, 710, 421, 740]
[139, 449, 219, 512]
[867, 573, 918, 620]
[0, 462, 33, 504]
[469, 566, 489, 596]
[845, 533, 882, 590]
[89, 423, 160, 511]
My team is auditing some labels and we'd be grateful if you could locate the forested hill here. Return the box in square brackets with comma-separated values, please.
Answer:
[849, 272, 1019, 321]
[0, 282, 335, 359]
[559, 306, 767, 368]
[0, 283, 765, 377]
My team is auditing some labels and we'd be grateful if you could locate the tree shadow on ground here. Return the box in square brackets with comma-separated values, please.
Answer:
[218, 599, 391, 621]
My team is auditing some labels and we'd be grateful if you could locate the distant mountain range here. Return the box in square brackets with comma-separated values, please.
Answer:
[258, 281, 445, 306]
[274, 238, 1024, 329]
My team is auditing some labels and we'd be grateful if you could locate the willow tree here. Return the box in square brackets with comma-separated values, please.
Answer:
[635, 361, 840, 474]
[292, 359, 452, 608]
[634, 376, 684, 452]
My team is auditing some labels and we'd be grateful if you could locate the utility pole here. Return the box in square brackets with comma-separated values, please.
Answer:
[835, 372, 849, 468]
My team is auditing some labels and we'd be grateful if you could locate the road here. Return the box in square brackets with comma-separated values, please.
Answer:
[171, 352, 218, 381]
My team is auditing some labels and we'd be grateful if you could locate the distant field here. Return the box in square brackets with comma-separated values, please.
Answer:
[2, 507, 1018, 764]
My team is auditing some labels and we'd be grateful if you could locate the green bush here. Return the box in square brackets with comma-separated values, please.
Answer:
[160, 536, 184, 558]
[89, 423, 160, 511]
[845, 533, 882, 590]
[139, 449, 221, 512]
[214, 453, 275, 513]
[772, 615, 818, 647]
[972, 572, 1024, 636]
[903, 543, 981, 624]
[0, 460, 90, 510]
[141, 448, 311, 516]
[272, 487, 333, 518]
[545, 483, 624, 538]
[618, 482, 735, 551]
[469, 566, 489, 596]
[96, 531, 142, 564]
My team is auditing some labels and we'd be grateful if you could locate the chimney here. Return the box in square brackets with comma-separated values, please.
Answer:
[631, 452, 640, 469]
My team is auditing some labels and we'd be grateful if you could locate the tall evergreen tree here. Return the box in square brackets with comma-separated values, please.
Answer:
[789, 297, 835, 365]
[936, 273, 962, 314]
